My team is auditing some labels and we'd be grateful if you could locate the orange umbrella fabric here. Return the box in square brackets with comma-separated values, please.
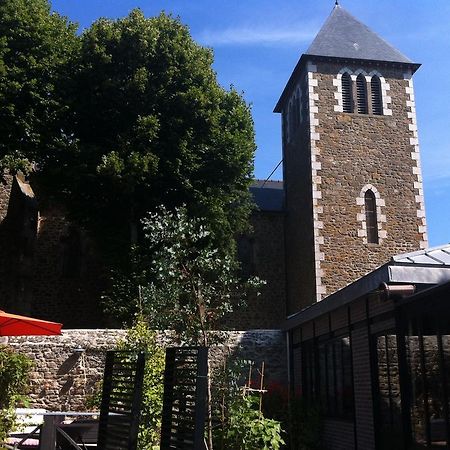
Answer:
[0, 310, 62, 336]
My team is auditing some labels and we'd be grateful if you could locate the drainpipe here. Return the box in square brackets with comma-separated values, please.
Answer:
[379, 282, 416, 300]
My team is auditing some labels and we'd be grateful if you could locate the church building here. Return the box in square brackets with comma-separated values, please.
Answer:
[2, 3, 450, 448]
[261, 3, 450, 449]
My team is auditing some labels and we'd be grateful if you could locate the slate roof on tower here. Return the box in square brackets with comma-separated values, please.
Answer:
[274, 4, 420, 112]
[306, 4, 412, 63]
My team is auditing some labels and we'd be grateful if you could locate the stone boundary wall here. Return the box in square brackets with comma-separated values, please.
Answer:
[7, 329, 287, 411]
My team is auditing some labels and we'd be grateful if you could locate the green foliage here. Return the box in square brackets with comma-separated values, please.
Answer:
[213, 359, 285, 450]
[1, 1, 256, 326]
[106, 205, 263, 341]
[117, 317, 165, 449]
[219, 393, 285, 450]
[61, 9, 255, 262]
[0, 0, 78, 173]
[0, 345, 33, 442]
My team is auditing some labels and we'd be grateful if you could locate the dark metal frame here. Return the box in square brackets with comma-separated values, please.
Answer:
[299, 328, 354, 420]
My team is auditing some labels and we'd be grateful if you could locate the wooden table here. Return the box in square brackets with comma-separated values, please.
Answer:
[38, 411, 99, 450]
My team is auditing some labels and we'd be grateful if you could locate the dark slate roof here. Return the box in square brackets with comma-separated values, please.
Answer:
[250, 180, 284, 212]
[274, 5, 420, 113]
[392, 244, 450, 266]
[306, 5, 412, 63]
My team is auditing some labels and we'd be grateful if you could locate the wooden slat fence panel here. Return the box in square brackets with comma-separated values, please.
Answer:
[97, 350, 146, 450]
[160, 347, 208, 450]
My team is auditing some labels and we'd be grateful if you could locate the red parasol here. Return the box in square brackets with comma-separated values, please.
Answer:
[0, 310, 62, 336]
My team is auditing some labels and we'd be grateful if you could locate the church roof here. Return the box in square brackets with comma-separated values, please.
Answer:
[274, 5, 420, 113]
[306, 4, 412, 64]
[250, 180, 284, 212]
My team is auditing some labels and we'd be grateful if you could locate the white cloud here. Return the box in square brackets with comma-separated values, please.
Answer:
[197, 26, 316, 46]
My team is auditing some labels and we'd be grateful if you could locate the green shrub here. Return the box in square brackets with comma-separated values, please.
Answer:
[220, 395, 285, 450]
[213, 359, 285, 450]
[0, 345, 33, 442]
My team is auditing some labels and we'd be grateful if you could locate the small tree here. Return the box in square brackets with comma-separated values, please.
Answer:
[140, 206, 260, 344]
[137, 205, 263, 450]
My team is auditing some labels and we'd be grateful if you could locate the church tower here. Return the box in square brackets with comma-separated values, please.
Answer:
[275, 4, 428, 315]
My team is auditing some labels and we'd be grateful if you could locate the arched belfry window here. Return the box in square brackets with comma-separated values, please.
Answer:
[341, 72, 353, 113]
[371, 75, 383, 115]
[364, 190, 379, 244]
[356, 74, 368, 114]
[296, 90, 301, 126]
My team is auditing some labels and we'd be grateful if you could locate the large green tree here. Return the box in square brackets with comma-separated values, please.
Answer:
[62, 10, 256, 257]
[0, 0, 78, 173]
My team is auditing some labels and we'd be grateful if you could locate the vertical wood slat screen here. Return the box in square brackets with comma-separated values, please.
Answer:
[160, 347, 208, 450]
[97, 351, 146, 450]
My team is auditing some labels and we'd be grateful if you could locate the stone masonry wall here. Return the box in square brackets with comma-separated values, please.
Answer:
[232, 211, 286, 329]
[0, 173, 106, 327]
[1, 172, 283, 329]
[0, 174, 38, 314]
[314, 60, 426, 296]
[281, 59, 427, 313]
[282, 66, 317, 316]
[30, 205, 105, 327]
[7, 329, 287, 411]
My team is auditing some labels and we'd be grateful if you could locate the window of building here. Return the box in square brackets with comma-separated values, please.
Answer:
[365, 190, 379, 244]
[338, 70, 386, 116]
[282, 110, 288, 143]
[341, 72, 353, 113]
[371, 75, 383, 115]
[61, 227, 82, 278]
[237, 235, 256, 278]
[286, 89, 302, 141]
[375, 333, 403, 447]
[356, 74, 368, 114]
[296, 90, 301, 127]
[293, 93, 298, 130]
[288, 100, 294, 140]
[302, 335, 354, 419]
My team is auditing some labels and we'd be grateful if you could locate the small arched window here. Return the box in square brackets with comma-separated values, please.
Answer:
[356, 74, 368, 114]
[371, 75, 383, 115]
[282, 110, 288, 143]
[341, 72, 353, 113]
[290, 98, 294, 136]
[364, 190, 379, 244]
[296, 90, 301, 126]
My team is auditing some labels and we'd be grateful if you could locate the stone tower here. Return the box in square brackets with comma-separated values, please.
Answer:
[275, 5, 428, 315]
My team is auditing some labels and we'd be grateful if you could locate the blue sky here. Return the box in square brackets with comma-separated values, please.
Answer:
[51, 0, 450, 247]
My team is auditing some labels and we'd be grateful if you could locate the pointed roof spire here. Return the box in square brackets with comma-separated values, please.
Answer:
[274, 4, 420, 113]
[306, 5, 412, 63]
